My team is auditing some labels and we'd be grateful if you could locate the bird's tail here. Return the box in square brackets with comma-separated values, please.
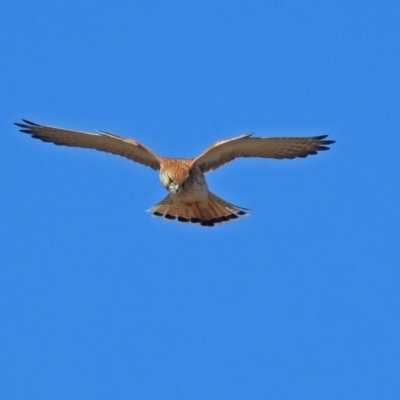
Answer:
[148, 191, 248, 227]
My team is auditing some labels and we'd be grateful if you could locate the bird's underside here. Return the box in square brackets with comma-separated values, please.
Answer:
[15, 119, 335, 227]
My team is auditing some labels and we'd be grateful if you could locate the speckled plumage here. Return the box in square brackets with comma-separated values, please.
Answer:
[15, 119, 335, 227]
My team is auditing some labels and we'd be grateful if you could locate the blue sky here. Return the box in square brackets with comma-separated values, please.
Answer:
[1, 1, 399, 399]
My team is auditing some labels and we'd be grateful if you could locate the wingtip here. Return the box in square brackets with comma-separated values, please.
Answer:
[313, 134, 328, 140]
[14, 119, 40, 132]
[314, 135, 336, 151]
[22, 119, 39, 126]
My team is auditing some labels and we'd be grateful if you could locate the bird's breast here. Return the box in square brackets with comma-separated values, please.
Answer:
[173, 171, 209, 204]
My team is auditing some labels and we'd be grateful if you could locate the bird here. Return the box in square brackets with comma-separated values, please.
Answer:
[15, 119, 335, 227]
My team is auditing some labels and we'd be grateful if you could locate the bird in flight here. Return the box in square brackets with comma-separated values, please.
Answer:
[15, 119, 335, 227]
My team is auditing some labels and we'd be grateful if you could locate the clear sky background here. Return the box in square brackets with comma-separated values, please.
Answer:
[1, 1, 399, 399]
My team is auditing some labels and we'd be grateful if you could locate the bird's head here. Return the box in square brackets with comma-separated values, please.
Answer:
[159, 160, 191, 194]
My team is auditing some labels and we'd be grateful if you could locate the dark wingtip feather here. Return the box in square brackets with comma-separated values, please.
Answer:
[15, 122, 28, 128]
[15, 119, 40, 134]
[313, 135, 328, 140]
[311, 135, 336, 150]
[320, 140, 335, 145]
[21, 119, 39, 126]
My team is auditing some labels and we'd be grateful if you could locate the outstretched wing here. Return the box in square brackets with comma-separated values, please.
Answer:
[15, 119, 161, 170]
[193, 134, 335, 172]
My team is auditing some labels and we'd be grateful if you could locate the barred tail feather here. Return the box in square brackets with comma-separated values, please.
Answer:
[148, 192, 249, 227]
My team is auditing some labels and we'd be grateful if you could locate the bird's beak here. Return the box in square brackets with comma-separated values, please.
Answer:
[170, 183, 180, 193]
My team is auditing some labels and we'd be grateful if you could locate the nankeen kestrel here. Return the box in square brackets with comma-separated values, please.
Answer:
[15, 119, 335, 227]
